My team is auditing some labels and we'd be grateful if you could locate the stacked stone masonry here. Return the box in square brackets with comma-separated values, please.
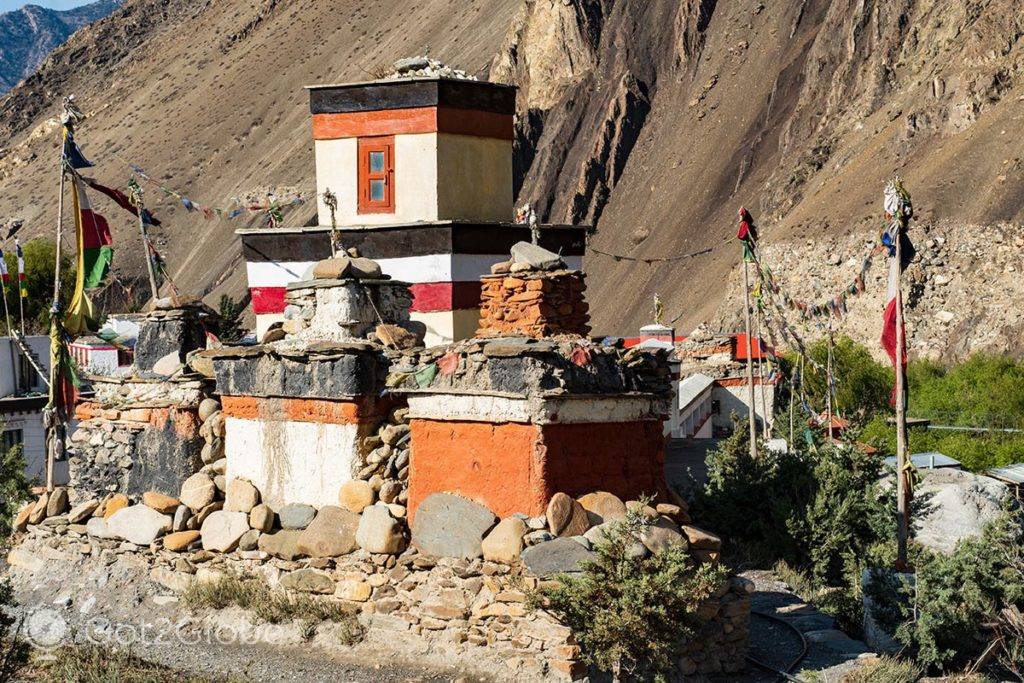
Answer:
[11, 482, 750, 679]
[477, 270, 591, 338]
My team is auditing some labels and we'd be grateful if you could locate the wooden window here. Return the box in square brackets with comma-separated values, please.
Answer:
[358, 136, 395, 214]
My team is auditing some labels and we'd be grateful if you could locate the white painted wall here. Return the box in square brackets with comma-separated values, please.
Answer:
[0, 336, 49, 397]
[0, 409, 69, 486]
[224, 416, 360, 510]
[712, 382, 775, 433]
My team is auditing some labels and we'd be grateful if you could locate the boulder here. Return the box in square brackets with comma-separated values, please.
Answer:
[378, 480, 403, 504]
[312, 256, 351, 279]
[481, 517, 527, 564]
[640, 517, 689, 554]
[103, 493, 130, 520]
[680, 525, 722, 551]
[296, 506, 359, 557]
[67, 499, 99, 524]
[356, 505, 407, 554]
[172, 505, 191, 532]
[412, 493, 496, 559]
[381, 424, 410, 446]
[198, 398, 221, 422]
[142, 491, 181, 514]
[546, 493, 573, 534]
[521, 538, 595, 577]
[224, 479, 260, 513]
[338, 480, 375, 513]
[238, 529, 260, 552]
[28, 493, 48, 524]
[280, 568, 334, 594]
[655, 502, 690, 523]
[163, 530, 201, 552]
[152, 351, 184, 377]
[46, 487, 69, 517]
[279, 503, 317, 530]
[558, 502, 591, 538]
[86, 517, 115, 539]
[348, 257, 382, 279]
[335, 579, 372, 602]
[578, 491, 627, 525]
[13, 503, 32, 532]
[180, 473, 216, 512]
[107, 505, 173, 546]
[374, 324, 419, 350]
[510, 241, 565, 271]
[200, 511, 250, 552]
[258, 530, 303, 561]
[249, 504, 274, 532]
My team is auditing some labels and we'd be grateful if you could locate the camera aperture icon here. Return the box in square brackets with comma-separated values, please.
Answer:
[24, 608, 68, 649]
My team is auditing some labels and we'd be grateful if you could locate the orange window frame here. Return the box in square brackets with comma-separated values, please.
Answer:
[357, 136, 395, 214]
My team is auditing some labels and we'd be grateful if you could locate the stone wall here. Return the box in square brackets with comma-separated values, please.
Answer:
[282, 279, 415, 342]
[134, 304, 215, 375]
[11, 482, 750, 680]
[477, 270, 590, 338]
[69, 377, 214, 500]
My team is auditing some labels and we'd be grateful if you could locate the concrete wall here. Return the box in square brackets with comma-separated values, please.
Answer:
[0, 336, 49, 397]
[0, 408, 67, 485]
[712, 381, 775, 433]
[680, 386, 714, 439]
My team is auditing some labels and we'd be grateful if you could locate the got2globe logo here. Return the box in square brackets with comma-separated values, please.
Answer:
[24, 608, 68, 649]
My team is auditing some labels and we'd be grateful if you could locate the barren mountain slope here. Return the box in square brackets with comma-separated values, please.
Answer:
[0, 0, 1021, 344]
[0, 0, 519, 310]
[495, 0, 1024, 337]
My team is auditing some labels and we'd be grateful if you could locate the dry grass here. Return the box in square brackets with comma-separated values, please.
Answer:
[182, 574, 361, 636]
[840, 656, 922, 683]
[30, 645, 213, 683]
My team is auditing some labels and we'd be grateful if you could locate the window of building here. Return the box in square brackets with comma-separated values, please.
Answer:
[357, 136, 395, 214]
[1, 429, 23, 452]
[17, 355, 37, 392]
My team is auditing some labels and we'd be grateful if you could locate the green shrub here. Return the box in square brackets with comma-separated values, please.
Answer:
[859, 414, 1024, 472]
[0, 443, 31, 539]
[888, 511, 1024, 671]
[782, 336, 893, 419]
[530, 509, 727, 681]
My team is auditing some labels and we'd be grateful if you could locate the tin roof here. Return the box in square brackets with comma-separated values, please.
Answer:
[883, 452, 962, 469]
[987, 463, 1024, 484]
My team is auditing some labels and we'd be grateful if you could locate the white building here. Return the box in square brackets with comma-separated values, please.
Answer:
[0, 335, 68, 483]
[677, 373, 715, 439]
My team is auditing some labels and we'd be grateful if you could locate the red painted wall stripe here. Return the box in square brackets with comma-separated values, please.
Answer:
[250, 281, 482, 316]
[251, 286, 287, 315]
[312, 107, 513, 141]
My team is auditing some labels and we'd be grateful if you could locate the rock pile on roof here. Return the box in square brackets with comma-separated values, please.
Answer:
[386, 57, 477, 80]
[490, 241, 566, 275]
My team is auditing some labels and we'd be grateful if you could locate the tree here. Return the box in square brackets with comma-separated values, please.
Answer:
[782, 336, 892, 419]
[0, 443, 30, 538]
[1, 238, 74, 334]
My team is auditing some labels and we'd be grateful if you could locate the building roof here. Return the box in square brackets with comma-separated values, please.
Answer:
[882, 452, 962, 469]
[987, 463, 1024, 485]
[678, 373, 715, 412]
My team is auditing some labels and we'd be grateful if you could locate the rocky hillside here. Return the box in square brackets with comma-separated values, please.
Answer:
[0, 0, 1021, 347]
[0, 0, 121, 93]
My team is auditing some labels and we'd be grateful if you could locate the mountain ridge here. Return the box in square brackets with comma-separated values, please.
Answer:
[0, 0, 121, 93]
[0, 0, 1020, 355]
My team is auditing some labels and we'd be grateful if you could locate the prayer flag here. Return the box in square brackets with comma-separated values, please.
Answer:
[0, 247, 8, 285]
[62, 125, 93, 169]
[84, 178, 162, 226]
[880, 180, 913, 405]
[65, 177, 109, 335]
[15, 240, 26, 298]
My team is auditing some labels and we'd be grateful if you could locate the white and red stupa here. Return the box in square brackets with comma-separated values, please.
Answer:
[239, 76, 587, 345]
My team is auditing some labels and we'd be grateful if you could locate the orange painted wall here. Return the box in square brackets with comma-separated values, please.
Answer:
[407, 418, 667, 520]
[220, 396, 381, 424]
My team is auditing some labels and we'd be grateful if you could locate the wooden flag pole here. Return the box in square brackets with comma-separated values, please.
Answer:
[825, 320, 834, 439]
[742, 259, 758, 458]
[895, 220, 910, 570]
[129, 180, 160, 301]
[46, 164, 67, 492]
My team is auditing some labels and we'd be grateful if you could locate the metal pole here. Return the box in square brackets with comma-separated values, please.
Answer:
[755, 307, 770, 438]
[895, 223, 910, 570]
[742, 260, 758, 457]
[789, 359, 796, 446]
[15, 242, 25, 336]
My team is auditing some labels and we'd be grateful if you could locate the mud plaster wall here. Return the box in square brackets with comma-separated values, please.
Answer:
[407, 418, 666, 519]
[222, 396, 383, 511]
